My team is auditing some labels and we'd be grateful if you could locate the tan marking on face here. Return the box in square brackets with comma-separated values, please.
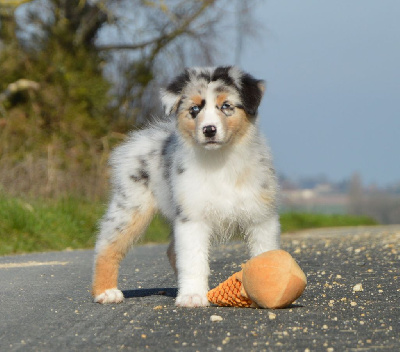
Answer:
[92, 203, 155, 297]
[225, 109, 252, 143]
[177, 110, 197, 145]
[191, 95, 204, 106]
[216, 93, 228, 107]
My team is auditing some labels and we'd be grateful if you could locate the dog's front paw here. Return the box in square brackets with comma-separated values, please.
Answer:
[94, 288, 124, 304]
[175, 294, 210, 307]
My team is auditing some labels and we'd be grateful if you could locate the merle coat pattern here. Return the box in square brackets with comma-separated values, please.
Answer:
[92, 66, 280, 307]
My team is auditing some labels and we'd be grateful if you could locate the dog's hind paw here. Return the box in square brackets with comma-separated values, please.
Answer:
[94, 288, 124, 304]
[175, 294, 210, 307]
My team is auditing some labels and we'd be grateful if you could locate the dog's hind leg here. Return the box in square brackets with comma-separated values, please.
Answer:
[92, 198, 156, 304]
[166, 233, 177, 274]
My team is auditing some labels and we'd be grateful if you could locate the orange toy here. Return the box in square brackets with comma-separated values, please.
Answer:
[207, 250, 307, 309]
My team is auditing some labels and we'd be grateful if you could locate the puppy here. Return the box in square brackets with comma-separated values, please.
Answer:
[92, 66, 280, 307]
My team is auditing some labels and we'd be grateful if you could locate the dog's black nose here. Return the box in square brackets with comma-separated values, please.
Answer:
[203, 125, 217, 138]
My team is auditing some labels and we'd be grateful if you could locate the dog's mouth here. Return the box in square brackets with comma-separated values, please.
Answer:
[201, 140, 224, 149]
[200, 135, 234, 149]
[204, 139, 223, 145]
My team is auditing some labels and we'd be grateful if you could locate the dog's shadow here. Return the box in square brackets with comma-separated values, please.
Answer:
[122, 289, 305, 310]
[122, 288, 177, 299]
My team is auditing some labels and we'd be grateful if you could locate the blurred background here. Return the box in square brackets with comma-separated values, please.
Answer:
[0, 0, 398, 255]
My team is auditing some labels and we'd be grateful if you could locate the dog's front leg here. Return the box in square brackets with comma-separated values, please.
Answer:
[247, 214, 281, 257]
[174, 220, 210, 307]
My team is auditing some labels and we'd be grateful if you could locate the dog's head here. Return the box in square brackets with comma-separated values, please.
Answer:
[161, 66, 265, 150]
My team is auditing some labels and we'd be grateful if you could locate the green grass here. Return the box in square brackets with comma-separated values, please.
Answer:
[0, 194, 172, 256]
[0, 195, 103, 255]
[280, 212, 378, 233]
[0, 194, 377, 256]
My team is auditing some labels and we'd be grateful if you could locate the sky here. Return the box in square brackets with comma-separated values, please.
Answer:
[231, 0, 400, 187]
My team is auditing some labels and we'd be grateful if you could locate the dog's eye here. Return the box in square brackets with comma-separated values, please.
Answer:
[220, 102, 234, 115]
[221, 102, 232, 110]
[189, 105, 200, 118]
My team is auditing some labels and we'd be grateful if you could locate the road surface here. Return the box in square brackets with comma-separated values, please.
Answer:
[0, 226, 399, 351]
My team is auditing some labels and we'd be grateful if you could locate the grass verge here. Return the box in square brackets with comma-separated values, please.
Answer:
[0, 195, 102, 255]
[0, 194, 171, 256]
[0, 194, 377, 256]
[280, 212, 377, 233]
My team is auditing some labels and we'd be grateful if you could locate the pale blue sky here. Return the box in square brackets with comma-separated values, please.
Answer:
[232, 1, 400, 187]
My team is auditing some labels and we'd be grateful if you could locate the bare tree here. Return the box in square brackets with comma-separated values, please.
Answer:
[10, 0, 259, 125]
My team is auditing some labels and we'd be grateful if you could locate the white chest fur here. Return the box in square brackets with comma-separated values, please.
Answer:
[170, 142, 276, 231]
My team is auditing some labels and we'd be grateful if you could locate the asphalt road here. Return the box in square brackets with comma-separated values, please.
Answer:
[0, 226, 399, 352]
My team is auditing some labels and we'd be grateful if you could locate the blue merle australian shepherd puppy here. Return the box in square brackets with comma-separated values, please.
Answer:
[92, 66, 280, 307]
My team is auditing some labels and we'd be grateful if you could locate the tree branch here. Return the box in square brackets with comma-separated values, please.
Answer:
[0, 0, 33, 7]
[96, 38, 159, 52]
[95, 0, 215, 53]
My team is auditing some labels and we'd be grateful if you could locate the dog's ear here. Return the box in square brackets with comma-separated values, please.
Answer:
[239, 73, 266, 117]
[161, 69, 190, 116]
[161, 89, 181, 117]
